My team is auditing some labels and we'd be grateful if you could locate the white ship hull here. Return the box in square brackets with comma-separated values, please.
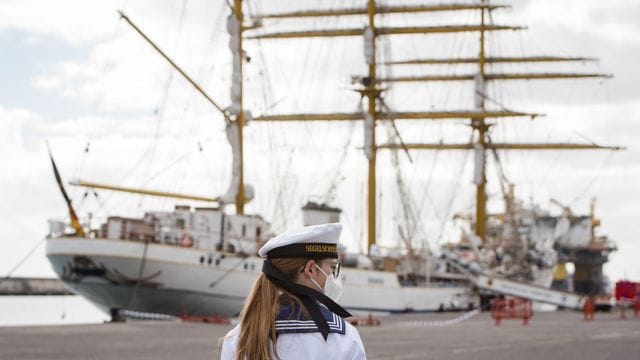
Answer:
[46, 237, 477, 317]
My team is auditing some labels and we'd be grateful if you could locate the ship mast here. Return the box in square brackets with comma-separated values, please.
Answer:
[247, 2, 526, 253]
[474, 2, 488, 242]
[245, 1, 623, 249]
[376, 2, 621, 243]
[71, 9, 252, 215]
[364, 0, 378, 253]
[125, 0, 251, 215]
[231, 0, 247, 215]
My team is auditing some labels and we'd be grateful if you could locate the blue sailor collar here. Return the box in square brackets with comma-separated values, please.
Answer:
[275, 301, 346, 335]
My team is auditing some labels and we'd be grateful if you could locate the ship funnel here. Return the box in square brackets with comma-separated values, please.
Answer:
[302, 202, 342, 226]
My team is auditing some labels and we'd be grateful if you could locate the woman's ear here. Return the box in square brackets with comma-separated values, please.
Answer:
[302, 260, 316, 278]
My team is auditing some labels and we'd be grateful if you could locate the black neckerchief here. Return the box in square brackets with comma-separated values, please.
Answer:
[262, 260, 352, 340]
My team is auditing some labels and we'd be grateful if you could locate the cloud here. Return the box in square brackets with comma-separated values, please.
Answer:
[0, 105, 61, 275]
[0, 0, 120, 47]
[518, 0, 640, 44]
[3, 0, 233, 114]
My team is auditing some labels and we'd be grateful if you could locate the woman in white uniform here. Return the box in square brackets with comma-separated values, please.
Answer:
[220, 223, 366, 359]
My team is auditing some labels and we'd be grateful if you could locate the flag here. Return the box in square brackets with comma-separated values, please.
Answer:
[47, 145, 85, 237]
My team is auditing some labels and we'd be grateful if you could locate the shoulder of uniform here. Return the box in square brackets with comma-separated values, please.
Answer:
[275, 302, 346, 335]
[225, 324, 240, 338]
[220, 324, 241, 360]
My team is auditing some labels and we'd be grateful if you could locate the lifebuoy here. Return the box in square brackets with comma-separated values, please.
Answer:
[179, 231, 193, 247]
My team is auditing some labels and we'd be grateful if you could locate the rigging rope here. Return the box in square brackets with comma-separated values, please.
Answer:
[128, 239, 150, 309]
[4, 238, 46, 279]
[147, 0, 192, 204]
[70, 13, 125, 201]
[435, 132, 474, 246]
[384, 121, 420, 253]
[322, 118, 357, 205]
[487, 134, 511, 198]
[377, 98, 427, 251]
[569, 150, 616, 205]
[413, 142, 443, 247]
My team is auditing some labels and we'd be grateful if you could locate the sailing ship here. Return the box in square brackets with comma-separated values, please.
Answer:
[45, 0, 621, 317]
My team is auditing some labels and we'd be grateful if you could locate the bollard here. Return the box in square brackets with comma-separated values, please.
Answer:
[180, 312, 230, 324]
[110, 308, 125, 322]
[583, 297, 595, 321]
[349, 313, 381, 326]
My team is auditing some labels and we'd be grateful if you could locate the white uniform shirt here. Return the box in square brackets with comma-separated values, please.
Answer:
[220, 320, 366, 359]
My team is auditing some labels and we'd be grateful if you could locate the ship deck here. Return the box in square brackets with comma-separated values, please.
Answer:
[2, 311, 638, 359]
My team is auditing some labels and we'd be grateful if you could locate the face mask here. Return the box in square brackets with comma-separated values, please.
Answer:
[310, 263, 343, 301]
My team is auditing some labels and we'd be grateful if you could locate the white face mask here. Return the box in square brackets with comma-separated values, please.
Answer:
[311, 263, 343, 301]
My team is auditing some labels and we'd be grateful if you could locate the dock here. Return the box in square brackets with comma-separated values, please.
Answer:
[1, 311, 639, 359]
[0, 278, 72, 295]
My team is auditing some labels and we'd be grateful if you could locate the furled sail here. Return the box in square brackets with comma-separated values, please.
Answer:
[220, 13, 254, 205]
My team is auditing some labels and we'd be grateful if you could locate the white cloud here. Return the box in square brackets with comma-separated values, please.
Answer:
[519, 0, 640, 45]
[0, 106, 60, 275]
[0, 106, 43, 171]
[0, 0, 121, 47]
[22, 34, 42, 45]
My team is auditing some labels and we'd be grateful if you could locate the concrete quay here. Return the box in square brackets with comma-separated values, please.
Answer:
[0, 278, 72, 296]
[1, 311, 639, 359]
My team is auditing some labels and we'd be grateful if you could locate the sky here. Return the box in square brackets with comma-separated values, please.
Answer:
[0, 0, 638, 285]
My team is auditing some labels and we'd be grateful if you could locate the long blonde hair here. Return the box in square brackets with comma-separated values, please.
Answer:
[235, 258, 308, 360]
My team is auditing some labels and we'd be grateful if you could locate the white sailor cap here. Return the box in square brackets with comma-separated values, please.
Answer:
[258, 223, 342, 259]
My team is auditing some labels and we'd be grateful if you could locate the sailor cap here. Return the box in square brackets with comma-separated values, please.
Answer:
[258, 223, 341, 259]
